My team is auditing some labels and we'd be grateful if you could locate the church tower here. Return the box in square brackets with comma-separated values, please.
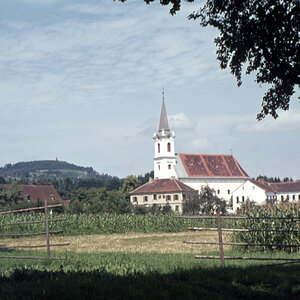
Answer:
[153, 92, 177, 179]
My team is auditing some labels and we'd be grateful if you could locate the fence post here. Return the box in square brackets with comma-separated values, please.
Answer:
[44, 199, 50, 259]
[217, 210, 224, 267]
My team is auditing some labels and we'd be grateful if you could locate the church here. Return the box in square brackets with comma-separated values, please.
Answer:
[130, 94, 250, 212]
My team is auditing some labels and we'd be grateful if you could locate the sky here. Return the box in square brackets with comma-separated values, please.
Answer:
[1, 0, 300, 180]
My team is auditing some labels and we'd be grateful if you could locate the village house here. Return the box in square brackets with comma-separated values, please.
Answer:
[232, 179, 300, 212]
[130, 94, 249, 212]
[130, 178, 197, 213]
[130, 94, 300, 213]
[1, 184, 67, 205]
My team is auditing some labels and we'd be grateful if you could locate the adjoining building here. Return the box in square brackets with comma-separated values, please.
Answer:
[1, 184, 67, 205]
[130, 178, 197, 213]
[130, 93, 299, 213]
[130, 93, 249, 212]
[232, 179, 300, 212]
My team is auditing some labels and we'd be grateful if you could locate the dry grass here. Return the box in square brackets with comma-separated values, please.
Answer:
[0, 231, 232, 254]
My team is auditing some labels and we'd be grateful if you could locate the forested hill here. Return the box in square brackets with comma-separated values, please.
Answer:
[0, 160, 102, 180]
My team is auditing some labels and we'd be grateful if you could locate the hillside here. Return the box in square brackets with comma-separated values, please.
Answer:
[0, 160, 100, 180]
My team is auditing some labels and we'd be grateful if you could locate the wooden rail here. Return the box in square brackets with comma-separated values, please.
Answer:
[0, 230, 63, 238]
[0, 201, 68, 260]
[176, 215, 300, 220]
[0, 204, 63, 215]
[187, 227, 300, 233]
[178, 211, 300, 267]
[0, 218, 66, 227]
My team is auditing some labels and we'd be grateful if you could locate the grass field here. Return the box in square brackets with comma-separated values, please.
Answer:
[1, 231, 300, 299]
[1, 231, 231, 254]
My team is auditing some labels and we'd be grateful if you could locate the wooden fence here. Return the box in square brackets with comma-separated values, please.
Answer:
[0, 199, 69, 260]
[176, 212, 300, 267]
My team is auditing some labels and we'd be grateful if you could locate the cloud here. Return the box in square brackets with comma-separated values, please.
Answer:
[63, 4, 103, 15]
[169, 113, 196, 130]
[187, 138, 214, 153]
[236, 110, 300, 133]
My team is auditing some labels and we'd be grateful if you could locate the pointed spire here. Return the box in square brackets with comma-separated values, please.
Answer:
[158, 89, 170, 134]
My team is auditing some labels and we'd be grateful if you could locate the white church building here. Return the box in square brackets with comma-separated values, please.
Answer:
[130, 95, 300, 213]
[130, 95, 249, 212]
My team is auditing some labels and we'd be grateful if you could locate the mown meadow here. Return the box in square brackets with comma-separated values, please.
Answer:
[1, 205, 300, 299]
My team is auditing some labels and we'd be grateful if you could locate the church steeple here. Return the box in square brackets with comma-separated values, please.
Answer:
[158, 91, 170, 135]
[153, 92, 177, 179]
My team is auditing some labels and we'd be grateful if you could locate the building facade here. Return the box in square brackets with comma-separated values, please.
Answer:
[130, 95, 300, 213]
[232, 179, 300, 212]
[130, 94, 249, 212]
[130, 178, 197, 213]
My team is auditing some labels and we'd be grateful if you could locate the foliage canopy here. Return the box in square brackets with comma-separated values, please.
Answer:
[119, 0, 300, 119]
[183, 185, 226, 214]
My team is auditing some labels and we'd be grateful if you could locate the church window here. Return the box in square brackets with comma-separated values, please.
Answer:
[158, 143, 160, 153]
[167, 142, 171, 152]
[217, 190, 220, 195]
[168, 164, 171, 170]
[227, 190, 230, 195]
[158, 165, 160, 170]
[236, 196, 239, 203]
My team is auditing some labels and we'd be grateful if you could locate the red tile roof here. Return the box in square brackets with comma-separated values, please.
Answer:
[179, 154, 249, 178]
[251, 180, 300, 193]
[250, 180, 274, 192]
[270, 181, 300, 193]
[1, 184, 63, 203]
[130, 178, 197, 195]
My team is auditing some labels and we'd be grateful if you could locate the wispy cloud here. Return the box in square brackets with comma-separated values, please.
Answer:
[236, 110, 300, 133]
[169, 113, 196, 130]
[187, 138, 214, 153]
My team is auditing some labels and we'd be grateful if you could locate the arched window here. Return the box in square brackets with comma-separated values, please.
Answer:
[167, 142, 171, 152]
[168, 164, 171, 170]
[158, 143, 160, 153]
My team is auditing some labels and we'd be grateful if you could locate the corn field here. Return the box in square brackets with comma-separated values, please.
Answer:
[232, 204, 300, 252]
[0, 214, 220, 236]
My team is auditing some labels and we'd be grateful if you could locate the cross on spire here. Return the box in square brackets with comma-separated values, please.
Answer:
[158, 89, 170, 134]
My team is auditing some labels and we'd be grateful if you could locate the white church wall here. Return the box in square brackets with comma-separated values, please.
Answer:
[232, 181, 268, 212]
[179, 178, 247, 203]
